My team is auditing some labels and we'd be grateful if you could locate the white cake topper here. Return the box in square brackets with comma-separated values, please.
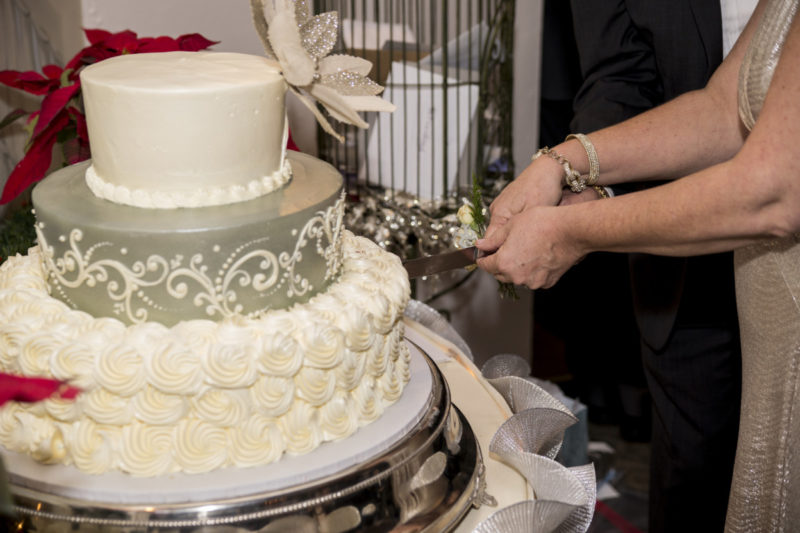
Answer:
[251, 0, 395, 142]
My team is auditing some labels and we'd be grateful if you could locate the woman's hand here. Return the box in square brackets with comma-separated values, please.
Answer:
[484, 157, 565, 242]
[476, 206, 586, 289]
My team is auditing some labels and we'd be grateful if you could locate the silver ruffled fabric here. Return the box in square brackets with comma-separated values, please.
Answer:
[405, 300, 475, 361]
[404, 302, 595, 532]
[473, 357, 596, 533]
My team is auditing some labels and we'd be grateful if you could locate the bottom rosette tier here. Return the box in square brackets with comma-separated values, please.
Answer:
[0, 231, 410, 476]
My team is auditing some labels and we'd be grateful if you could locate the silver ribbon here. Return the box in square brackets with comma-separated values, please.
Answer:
[251, 0, 395, 142]
[403, 303, 596, 532]
[472, 356, 596, 532]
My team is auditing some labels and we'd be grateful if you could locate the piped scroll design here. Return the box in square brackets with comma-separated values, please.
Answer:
[35, 195, 345, 324]
[279, 192, 345, 298]
[166, 243, 281, 318]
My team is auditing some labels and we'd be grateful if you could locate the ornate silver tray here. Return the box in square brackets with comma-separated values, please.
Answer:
[8, 343, 484, 532]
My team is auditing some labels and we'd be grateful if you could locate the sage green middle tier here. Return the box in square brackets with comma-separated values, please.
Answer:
[32, 151, 344, 326]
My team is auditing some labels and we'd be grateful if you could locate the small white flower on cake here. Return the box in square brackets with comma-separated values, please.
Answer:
[456, 204, 474, 227]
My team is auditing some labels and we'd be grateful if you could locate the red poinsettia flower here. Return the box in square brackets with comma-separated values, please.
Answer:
[287, 128, 300, 152]
[0, 64, 64, 95]
[0, 373, 80, 407]
[0, 28, 217, 204]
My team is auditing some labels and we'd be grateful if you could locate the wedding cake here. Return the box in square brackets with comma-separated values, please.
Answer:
[0, 51, 411, 476]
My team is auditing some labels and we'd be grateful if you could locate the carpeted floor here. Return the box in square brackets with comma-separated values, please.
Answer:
[586, 422, 650, 533]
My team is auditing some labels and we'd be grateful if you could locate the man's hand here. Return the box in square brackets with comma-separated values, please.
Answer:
[484, 157, 565, 242]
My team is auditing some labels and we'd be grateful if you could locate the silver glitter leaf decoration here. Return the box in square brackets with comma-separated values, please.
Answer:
[320, 54, 372, 77]
[289, 85, 345, 143]
[300, 11, 339, 61]
[294, 0, 311, 26]
[320, 71, 384, 96]
[339, 94, 395, 113]
[266, 0, 316, 86]
[250, 0, 395, 142]
[310, 83, 369, 128]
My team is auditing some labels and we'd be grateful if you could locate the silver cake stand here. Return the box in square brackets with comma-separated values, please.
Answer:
[7, 342, 485, 532]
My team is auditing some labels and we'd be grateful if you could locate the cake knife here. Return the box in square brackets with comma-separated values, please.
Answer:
[402, 246, 487, 279]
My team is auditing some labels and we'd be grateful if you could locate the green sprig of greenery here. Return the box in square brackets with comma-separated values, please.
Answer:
[469, 175, 518, 300]
[469, 174, 487, 233]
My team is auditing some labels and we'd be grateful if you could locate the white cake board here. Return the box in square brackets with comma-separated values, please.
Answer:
[4, 340, 433, 505]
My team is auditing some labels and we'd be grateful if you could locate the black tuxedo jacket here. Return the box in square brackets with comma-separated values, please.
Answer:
[568, 0, 738, 351]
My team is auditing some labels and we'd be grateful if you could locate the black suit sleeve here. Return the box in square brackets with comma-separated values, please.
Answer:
[568, 0, 661, 134]
[568, 0, 664, 193]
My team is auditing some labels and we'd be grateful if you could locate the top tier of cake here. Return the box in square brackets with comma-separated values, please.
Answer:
[80, 52, 290, 208]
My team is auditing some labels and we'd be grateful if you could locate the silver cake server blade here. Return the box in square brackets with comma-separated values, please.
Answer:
[403, 246, 487, 279]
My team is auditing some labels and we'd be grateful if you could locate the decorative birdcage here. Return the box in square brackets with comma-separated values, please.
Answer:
[314, 0, 515, 262]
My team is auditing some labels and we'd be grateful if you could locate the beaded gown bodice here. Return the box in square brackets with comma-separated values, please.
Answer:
[728, 0, 800, 530]
[737, 0, 798, 129]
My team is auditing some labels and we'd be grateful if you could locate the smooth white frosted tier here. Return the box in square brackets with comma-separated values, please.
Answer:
[0, 233, 412, 476]
[3, 341, 432, 505]
[32, 152, 343, 326]
[80, 51, 289, 208]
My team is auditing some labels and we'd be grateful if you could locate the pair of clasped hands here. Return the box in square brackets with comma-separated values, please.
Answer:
[476, 154, 598, 290]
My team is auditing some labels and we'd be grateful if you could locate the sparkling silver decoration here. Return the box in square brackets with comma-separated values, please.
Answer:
[490, 408, 577, 460]
[299, 11, 338, 60]
[472, 500, 578, 533]
[471, 354, 597, 532]
[404, 299, 475, 360]
[321, 69, 384, 95]
[487, 375, 575, 414]
[343, 183, 516, 304]
[481, 354, 532, 380]
[250, 0, 395, 142]
[344, 187, 464, 261]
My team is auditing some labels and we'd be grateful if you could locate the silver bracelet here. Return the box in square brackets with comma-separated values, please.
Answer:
[565, 133, 600, 186]
[531, 147, 586, 192]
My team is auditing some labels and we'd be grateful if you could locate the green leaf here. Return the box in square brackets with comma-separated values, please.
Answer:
[466, 172, 518, 299]
[498, 281, 519, 300]
[56, 123, 77, 144]
[470, 173, 486, 231]
[59, 68, 74, 88]
[0, 206, 37, 264]
[0, 109, 27, 131]
[22, 114, 37, 151]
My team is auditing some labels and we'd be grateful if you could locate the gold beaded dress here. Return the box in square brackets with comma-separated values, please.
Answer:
[728, 0, 800, 530]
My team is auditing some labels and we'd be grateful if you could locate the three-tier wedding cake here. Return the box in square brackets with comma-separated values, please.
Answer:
[0, 50, 411, 476]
